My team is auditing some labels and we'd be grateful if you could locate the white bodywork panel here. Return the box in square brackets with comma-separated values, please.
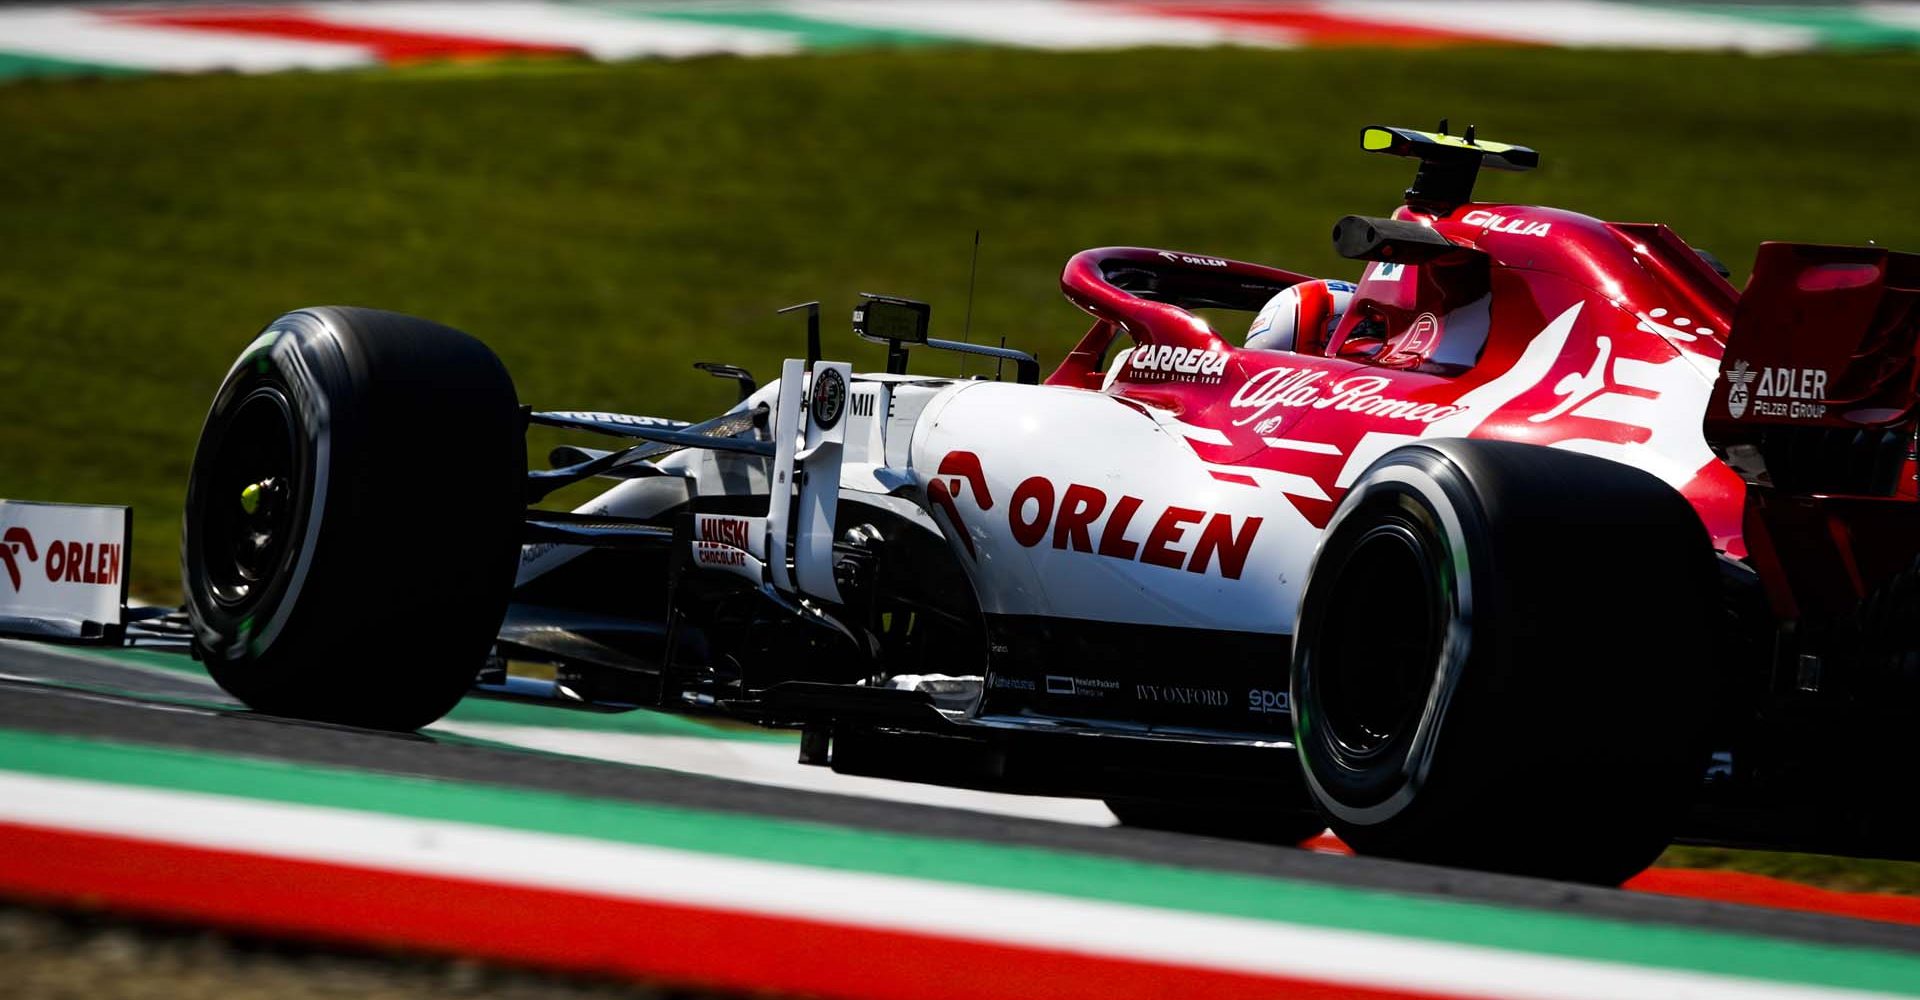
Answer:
[908, 382, 1312, 634]
[518, 362, 1315, 636]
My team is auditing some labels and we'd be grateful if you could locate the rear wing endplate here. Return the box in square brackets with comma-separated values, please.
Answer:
[1708, 243, 1920, 435]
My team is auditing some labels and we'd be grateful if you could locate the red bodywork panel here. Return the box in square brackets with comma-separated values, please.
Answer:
[1045, 203, 1920, 617]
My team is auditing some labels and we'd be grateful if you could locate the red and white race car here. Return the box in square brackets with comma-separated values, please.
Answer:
[6, 124, 1917, 884]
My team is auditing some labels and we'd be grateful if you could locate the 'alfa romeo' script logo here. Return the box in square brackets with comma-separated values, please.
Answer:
[1230, 367, 1466, 431]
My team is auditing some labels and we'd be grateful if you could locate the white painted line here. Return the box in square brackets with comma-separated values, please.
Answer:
[0, 673, 212, 714]
[304, 1, 800, 60]
[0, 640, 222, 690]
[787, 0, 1268, 50]
[1327, 1, 1819, 52]
[432, 721, 1121, 826]
[0, 770, 1897, 1000]
[1863, 2, 1920, 31]
[0, 7, 373, 72]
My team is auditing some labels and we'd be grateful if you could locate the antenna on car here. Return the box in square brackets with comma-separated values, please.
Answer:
[960, 230, 980, 377]
[777, 301, 822, 368]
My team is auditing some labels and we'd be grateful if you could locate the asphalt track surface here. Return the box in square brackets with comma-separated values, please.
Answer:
[1, 641, 1916, 962]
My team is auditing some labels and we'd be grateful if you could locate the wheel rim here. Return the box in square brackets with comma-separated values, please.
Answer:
[1314, 518, 1442, 763]
[199, 387, 298, 610]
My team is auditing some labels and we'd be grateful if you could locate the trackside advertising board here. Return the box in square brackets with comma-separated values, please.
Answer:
[0, 499, 129, 640]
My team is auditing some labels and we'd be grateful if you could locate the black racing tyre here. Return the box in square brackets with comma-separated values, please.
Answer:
[182, 307, 525, 731]
[1290, 439, 1717, 884]
[1104, 798, 1329, 846]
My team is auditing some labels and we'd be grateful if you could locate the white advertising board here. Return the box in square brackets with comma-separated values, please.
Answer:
[0, 499, 130, 640]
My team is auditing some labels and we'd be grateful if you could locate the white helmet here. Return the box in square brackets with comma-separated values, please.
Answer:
[1246, 279, 1356, 353]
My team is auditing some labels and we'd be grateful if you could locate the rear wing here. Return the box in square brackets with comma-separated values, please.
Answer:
[1711, 243, 1920, 431]
[1707, 242, 1920, 495]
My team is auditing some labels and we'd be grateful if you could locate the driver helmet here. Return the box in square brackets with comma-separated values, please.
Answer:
[1246, 279, 1356, 353]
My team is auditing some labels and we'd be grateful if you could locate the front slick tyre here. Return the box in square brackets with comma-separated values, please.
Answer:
[1290, 440, 1716, 885]
[183, 307, 525, 732]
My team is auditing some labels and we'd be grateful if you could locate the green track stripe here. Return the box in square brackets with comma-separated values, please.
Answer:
[0, 52, 137, 81]
[1642, 4, 1920, 49]
[83, 646, 211, 678]
[2, 726, 1918, 992]
[582, 3, 957, 49]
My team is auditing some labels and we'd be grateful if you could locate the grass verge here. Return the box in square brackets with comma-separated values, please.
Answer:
[1658, 845, 1920, 897]
[2, 46, 1916, 597]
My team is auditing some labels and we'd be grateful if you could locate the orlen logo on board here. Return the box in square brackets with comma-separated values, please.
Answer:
[0, 527, 121, 593]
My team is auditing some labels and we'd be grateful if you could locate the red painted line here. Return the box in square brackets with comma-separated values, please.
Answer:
[1116, 3, 1517, 47]
[106, 7, 576, 63]
[1209, 470, 1261, 487]
[1309, 829, 1920, 926]
[0, 820, 1476, 1000]
[1627, 866, 1920, 929]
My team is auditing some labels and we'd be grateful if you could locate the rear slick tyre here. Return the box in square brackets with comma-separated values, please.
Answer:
[1290, 440, 1716, 884]
[182, 307, 525, 732]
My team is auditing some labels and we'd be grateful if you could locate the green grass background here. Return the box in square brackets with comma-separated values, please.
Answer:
[2, 45, 1920, 891]
[3, 47, 1917, 599]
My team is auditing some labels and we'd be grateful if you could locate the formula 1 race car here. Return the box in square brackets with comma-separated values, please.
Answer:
[5, 124, 1918, 885]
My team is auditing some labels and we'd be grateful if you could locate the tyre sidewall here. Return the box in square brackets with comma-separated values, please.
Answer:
[1292, 446, 1491, 831]
[183, 312, 353, 695]
[1290, 440, 1716, 882]
[183, 307, 524, 730]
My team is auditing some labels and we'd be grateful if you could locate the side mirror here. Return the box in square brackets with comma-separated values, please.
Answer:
[852, 291, 1041, 384]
